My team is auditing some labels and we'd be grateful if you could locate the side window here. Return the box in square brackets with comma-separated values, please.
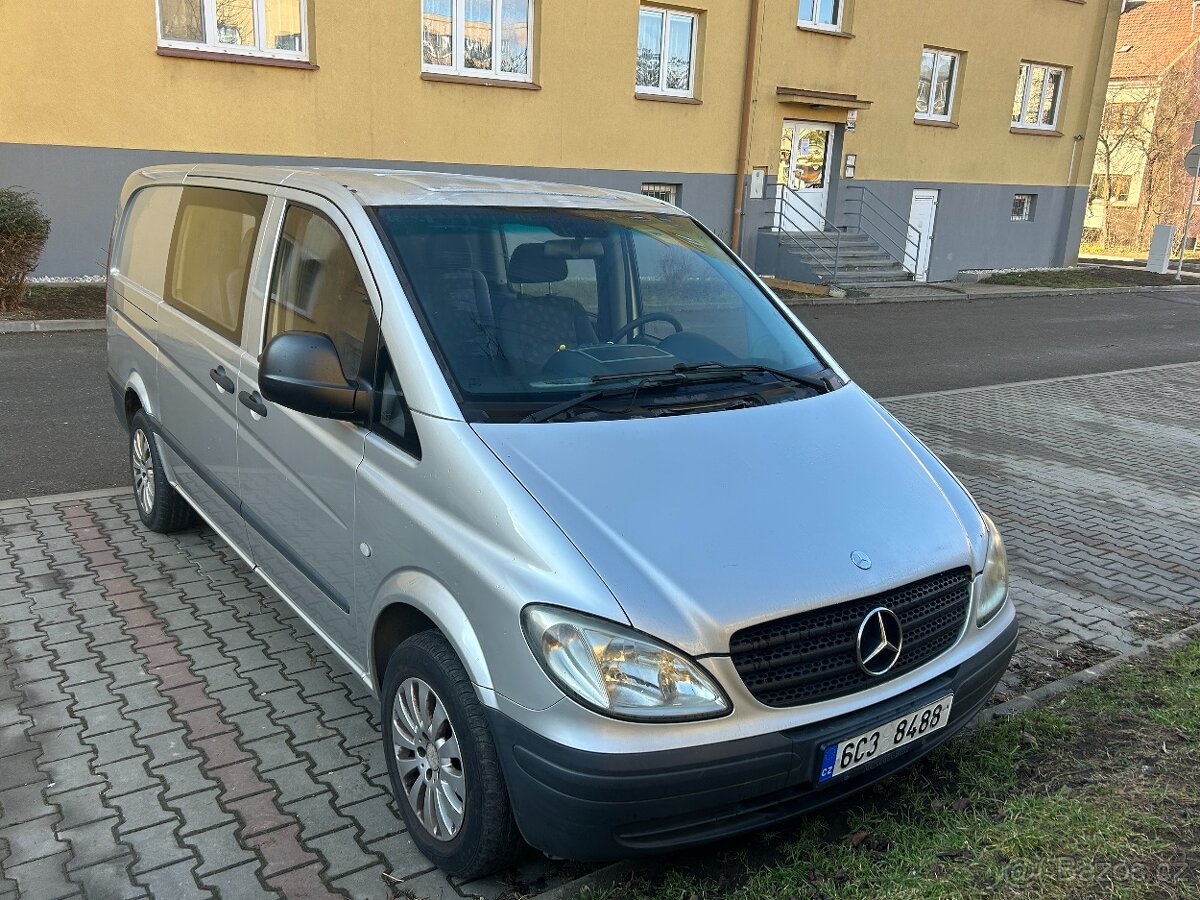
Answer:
[266, 205, 373, 381]
[116, 186, 183, 296]
[374, 349, 421, 459]
[164, 187, 267, 343]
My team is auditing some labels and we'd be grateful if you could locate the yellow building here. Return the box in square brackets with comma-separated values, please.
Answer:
[0, 0, 1119, 283]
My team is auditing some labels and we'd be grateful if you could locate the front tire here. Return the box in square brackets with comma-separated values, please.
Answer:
[129, 410, 197, 533]
[381, 630, 522, 878]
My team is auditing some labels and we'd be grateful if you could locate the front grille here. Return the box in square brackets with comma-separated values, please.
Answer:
[729, 568, 972, 708]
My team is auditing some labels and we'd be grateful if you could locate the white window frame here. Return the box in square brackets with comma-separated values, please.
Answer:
[1011, 193, 1037, 222]
[1013, 62, 1065, 131]
[915, 48, 959, 122]
[636, 6, 698, 98]
[421, 0, 535, 83]
[156, 0, 309, 61]
[797, 0, 842, 32]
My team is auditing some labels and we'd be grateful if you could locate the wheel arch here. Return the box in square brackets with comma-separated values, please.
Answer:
[121, 371, 154, 425]
[369, 572, 494, 697]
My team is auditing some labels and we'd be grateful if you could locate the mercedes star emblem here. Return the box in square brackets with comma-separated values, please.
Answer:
[850, 550, 872, 570]
[856, 607, 904, 676]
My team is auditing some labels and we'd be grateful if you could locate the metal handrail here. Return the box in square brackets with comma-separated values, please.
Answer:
[843, 185, 922, 270]
[771, 184, 841, 281]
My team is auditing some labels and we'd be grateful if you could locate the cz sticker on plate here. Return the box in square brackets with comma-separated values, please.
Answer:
[818, 694, 953, 783]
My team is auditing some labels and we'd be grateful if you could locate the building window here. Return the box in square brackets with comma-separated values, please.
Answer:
[1013, 63, 1065, 130]
[156, 0, 309, 60]
[1091, 174, 1132, 204]
[915, 48, 959, 121]
[798, 0, 841, 30]
[641, 183, 681, 205]
[1011, 194, 1037, 221]
[636, 6, 697, 97]
[421, 0, 533, 81]
[1104, 102, 1141, 131]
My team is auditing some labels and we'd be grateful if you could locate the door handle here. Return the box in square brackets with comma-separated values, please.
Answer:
[238, 390, 268, 418]
[209, 366, 235, 394]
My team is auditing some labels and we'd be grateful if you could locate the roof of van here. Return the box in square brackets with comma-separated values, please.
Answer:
[137, 164, 688, 214]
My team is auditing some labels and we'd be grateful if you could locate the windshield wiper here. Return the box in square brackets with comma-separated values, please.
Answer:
[520, 374, 704, 423]
[668, 361, 841, 393]
[589, 361, 840, 393]
[522, 362, 839, 423]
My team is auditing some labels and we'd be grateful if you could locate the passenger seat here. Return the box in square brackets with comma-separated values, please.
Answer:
[498, 243, 597, 375]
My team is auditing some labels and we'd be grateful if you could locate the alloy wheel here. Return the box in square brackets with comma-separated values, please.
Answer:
[132, 428, 155, 514]
[392, 676, 466, 841]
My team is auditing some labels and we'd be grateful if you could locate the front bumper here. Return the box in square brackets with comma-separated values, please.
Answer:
[489, 616, 1017, 860]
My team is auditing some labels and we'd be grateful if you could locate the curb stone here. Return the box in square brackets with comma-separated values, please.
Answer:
[0, 486, 132, 510]
[0, 318, 106, 333]
[785, 283, 1200, 307]
[979, 620, 1200, 723]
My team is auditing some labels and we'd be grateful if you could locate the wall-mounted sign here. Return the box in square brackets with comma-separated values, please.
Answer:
[847, 110, 858, 131]
[844, 154, 858, 179]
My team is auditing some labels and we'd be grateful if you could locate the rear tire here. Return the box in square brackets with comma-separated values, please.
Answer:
[129, 410, 197, 533]
[381, 630, 523, 879]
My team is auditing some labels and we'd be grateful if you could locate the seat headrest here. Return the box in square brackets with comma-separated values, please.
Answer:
[428, 232, 474, 269]
[508, 243, 568, 284]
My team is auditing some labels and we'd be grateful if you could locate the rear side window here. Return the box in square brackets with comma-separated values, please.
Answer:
[164, 187, 267, 344]
[265, 205, 373, 381]
[116, 186, 183, 296]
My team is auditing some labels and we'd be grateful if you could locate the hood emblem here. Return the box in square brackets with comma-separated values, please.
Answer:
[856, 607, 904, 676]
[850, 550, 872, 570]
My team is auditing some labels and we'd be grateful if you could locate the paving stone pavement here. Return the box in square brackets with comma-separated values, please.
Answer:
[2, 360, 1199, 899]
[885, 361, 1200, 698]
[0, 493, 576, 900]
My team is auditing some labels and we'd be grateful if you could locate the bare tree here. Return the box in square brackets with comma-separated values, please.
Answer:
[1091, 49, 1200, 252]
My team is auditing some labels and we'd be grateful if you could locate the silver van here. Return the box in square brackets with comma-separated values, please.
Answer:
[106, 165, 1017, 878]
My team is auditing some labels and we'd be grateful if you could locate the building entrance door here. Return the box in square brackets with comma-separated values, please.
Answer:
[776, 121, 833, 231]
[906, 189, 939, 282]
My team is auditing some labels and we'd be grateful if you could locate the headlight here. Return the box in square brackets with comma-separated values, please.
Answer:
[976, 513, 1008, 625]
[521, 605, 730, 721]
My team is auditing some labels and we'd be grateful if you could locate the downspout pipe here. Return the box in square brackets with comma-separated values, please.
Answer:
[730, 0, 764, 253]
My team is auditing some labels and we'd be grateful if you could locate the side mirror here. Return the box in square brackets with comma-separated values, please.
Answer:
[259, 331, 367, 423]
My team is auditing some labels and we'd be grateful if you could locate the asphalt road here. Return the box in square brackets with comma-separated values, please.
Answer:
[1, 330, 128, 500]
[797, 289, 1200, 397]
[3, 287, 1200, 500]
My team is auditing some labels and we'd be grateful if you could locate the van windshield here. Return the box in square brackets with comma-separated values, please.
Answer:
[373, 206, 829, 422]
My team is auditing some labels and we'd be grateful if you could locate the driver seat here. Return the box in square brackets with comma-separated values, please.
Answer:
[498, 243, 597, 375]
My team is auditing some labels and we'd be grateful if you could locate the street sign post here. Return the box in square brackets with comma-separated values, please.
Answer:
[1186, 144, 1200, 177]
[1177, 144, 1200, 281]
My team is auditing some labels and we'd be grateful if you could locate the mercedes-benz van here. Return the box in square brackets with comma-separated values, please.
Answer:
[106, 165, 1017, 878]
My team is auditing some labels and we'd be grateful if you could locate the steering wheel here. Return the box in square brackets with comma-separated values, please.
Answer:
[609, 313, 684, 344]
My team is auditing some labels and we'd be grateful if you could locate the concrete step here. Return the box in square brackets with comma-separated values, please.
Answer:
[781, 249, 907, 272]
[785, 247, 898, 262]
[781, 232, 874, 247]
[835, 271, 914, 284]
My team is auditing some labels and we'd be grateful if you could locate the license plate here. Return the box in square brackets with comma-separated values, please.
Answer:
[817, 695, 953, 783]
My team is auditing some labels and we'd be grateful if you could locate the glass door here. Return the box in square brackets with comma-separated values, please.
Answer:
[776, 121, 831, 231]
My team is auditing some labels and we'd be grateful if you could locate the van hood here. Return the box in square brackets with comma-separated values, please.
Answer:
[472, 385, 975, 656]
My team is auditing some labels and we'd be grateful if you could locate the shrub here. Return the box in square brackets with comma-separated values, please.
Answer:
[0, 188, 52, 311]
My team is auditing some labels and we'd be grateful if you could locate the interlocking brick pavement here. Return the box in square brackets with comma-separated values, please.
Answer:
[0, 493, 573, 899]
[2, 361, 1199, 898]
[884, 361, 1200, 698]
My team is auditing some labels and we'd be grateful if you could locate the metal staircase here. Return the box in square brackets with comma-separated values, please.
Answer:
[765, 184, 924, 288]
